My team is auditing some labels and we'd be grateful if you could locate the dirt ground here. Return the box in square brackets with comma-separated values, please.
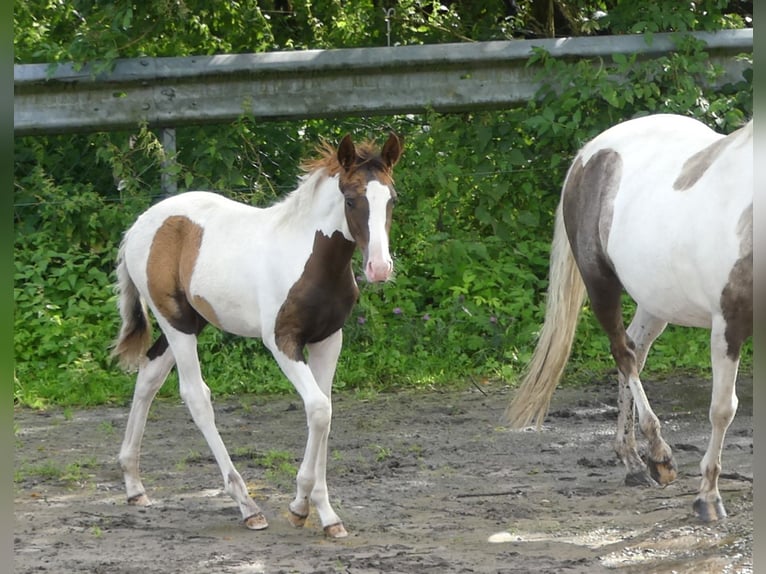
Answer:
[14, 374, 752, 574]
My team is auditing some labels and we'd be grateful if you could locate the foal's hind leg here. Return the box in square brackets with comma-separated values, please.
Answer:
[119, 338, 176, 505]
[165, 327, 267, 530]
[693, 316, 741, 522]
[617, 306, 675, 485]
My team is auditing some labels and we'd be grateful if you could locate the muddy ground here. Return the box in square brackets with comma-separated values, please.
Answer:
[14, 374, 752, 574]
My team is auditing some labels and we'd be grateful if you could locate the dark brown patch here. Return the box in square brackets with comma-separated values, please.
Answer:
[673, 136, 734, 191]
[274, 231, 359, 361]
[562, 149, 636, 376]
[562, 149, 623, 277]
[342, 187, 371, 254]
[146, 215, 209, 335]
[146, 334, 170, 361]
[720, 205, 753, 359]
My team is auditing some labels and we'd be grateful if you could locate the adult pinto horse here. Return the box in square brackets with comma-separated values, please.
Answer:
[507, 114, 752, 522]
[112, 133, 402, 537]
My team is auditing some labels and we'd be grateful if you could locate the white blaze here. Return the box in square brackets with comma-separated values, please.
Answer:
[365, 180, 393, 282]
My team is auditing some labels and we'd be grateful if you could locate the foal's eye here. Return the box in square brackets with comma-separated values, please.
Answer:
[345, 198, 355, 208]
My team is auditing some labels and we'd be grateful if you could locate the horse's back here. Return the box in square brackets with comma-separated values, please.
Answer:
[121, 191, 274, 337]
[565, 114, 752, 327]
[128, 192, 252, 235]
[122, 192, 253, 279]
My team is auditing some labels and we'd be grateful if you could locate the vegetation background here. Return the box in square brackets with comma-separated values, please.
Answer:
[14, 1, 753, 407]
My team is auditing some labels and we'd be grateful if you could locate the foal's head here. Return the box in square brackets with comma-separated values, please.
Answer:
[329, 133, 402, 282]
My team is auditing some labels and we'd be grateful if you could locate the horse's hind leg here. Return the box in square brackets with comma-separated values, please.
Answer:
[694, 315, 741, 521]
[166, 327, 267, 530]
[580, 271, 675, 486]
[119, 336, 176, 506]
[618, 306, 675, 486]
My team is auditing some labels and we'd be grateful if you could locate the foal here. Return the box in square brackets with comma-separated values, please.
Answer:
[112, 133, 402, 537]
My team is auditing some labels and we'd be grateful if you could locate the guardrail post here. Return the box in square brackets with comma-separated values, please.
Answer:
[160, 127, 178, 196]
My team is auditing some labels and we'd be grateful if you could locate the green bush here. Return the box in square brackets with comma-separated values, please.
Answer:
[14, 32, 752, 407]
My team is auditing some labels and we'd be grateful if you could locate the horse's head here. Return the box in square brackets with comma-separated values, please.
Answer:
[336, 132, 402, 282]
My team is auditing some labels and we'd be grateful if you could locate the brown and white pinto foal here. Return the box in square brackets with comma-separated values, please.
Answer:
[112, 133, 402, 537]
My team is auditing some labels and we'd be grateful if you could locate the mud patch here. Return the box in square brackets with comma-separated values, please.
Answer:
[14, 375, 752, 573]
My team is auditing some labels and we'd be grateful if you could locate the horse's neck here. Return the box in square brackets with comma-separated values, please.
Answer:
[271, 170, 349, 239]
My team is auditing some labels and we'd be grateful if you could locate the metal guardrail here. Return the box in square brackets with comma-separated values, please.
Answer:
[14, 29, 752, 136]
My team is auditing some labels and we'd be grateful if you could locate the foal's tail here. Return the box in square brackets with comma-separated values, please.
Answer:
[111, 240, 152, 371]
[505, 201, 587, 429]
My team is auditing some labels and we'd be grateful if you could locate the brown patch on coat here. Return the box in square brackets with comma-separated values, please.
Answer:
[273, 134, 402, 360]
[562, 149, 636, 377]
[146, 215, 211, 335]
[274, 230, 359, 361]
[562, 148, 623, 276]
[192, 294, 222, 329]
[673, 136, 734, 191]
[720, 204, 753, 359]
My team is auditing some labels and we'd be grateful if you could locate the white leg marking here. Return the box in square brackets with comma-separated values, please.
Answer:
[119, 347, 176, 505]
[695, 316, 740, 521]
[271, 330, 345, 535]
[628, 309, 674, 481]
[167, 328, 264, 526]
[614, 307, 673, 483]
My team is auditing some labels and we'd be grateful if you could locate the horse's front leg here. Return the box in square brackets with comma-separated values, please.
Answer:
[272, 331, 347, 538]
[694, 318, 741, 522]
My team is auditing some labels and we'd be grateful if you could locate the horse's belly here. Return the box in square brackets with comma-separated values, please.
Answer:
[606, 205, 737, 329]
[186, 256, 273, 339]
[618, 274, 713, 328]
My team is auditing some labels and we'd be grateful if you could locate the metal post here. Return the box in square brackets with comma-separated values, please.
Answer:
[383, 8, 395, 47]
[161, 127, 178, 196]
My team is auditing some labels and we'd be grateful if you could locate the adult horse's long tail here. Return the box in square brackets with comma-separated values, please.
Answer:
[505, 200, 587, 429]
[111, 240, 152, 371]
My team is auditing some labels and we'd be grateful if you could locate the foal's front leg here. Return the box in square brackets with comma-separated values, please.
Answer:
[271, 330, 347, 538]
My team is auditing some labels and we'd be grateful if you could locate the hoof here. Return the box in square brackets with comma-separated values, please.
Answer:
[127, 493, 152, 507]
[693, 497, 726, 522]
[324, 522, 348, 539]
[244, 512, 269, 530]
[287, 508, 308, 528]
[648, 458, 677, 486]
[624, 470, 657, 487]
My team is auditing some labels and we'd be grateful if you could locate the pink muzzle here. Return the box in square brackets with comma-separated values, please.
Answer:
[365, 256, 393, 283]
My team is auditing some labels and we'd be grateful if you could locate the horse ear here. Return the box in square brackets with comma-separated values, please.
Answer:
[381, 132, 403, 170]
[337, 134, 356, 172]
